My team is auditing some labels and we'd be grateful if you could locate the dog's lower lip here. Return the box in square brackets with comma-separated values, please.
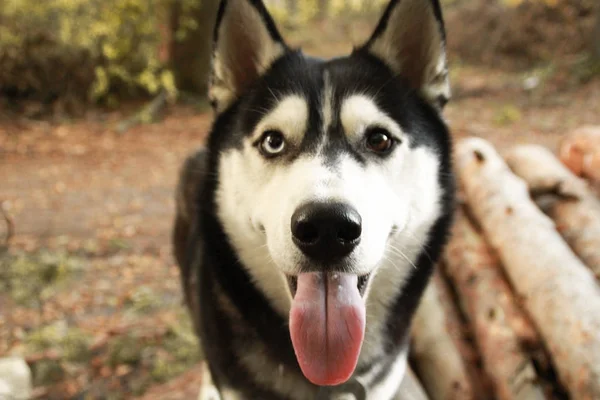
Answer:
[286, 273, 370, 298]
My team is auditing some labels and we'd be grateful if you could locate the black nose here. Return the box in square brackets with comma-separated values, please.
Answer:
[291, 202, 362, 263]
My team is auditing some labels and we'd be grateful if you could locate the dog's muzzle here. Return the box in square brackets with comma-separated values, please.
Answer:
[288, 201, 367, 387]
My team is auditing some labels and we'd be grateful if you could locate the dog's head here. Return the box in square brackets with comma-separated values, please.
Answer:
[207, 0, 453, 387]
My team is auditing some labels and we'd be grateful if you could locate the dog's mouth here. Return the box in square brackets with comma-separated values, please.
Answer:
[286, 273, 371, 299]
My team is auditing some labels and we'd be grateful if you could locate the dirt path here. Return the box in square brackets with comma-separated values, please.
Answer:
[1, 107, 211, 249]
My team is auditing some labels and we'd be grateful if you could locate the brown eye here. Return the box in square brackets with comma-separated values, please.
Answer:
[259, 130, 286, 157]
[366, 128, 395, 154]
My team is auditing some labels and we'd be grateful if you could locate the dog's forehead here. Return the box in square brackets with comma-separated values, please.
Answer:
[257, 52, 403, 117]
[249, 54, 398, 134]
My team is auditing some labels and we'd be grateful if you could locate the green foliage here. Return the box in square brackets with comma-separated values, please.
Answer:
[108, 334, 145, 367]
[31, 359, 65, 387]
[107, 309, 200, 383]
[572, 55, 600, 83]
[125, 286, 160, 314]
[329, 0, 389, 16]
[173, 0, 203, 42]
[0, 0, 180, 104]
[266, 0, 389, 25]
[151, 311, 201, 382]
[493, 104, 522, 126]
[26, 321, 93, 363]
[0, 250, 84, 306]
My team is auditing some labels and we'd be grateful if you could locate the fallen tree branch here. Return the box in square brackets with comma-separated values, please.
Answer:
[116, 90, 170, 134]
[456, 137, 600, 399]
[411, 272, 478, 400]
[443, 208, 547, 400]
[506, 145, 600, 279]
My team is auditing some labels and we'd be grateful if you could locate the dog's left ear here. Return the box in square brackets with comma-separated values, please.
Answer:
[359, 0, 450, 110]
[209, 0, 288, 113]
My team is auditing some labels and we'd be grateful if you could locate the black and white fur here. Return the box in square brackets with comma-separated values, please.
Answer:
[172, 0, 455, 398]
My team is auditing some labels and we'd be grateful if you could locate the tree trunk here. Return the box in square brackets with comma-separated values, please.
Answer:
[506, 144, 600, 279]
[410, 272, 479, 400]
[318, 0, 328, 19]
[455, 137, 600, 400]
[592, 5, 600, 61]
[169, 0, 220, 95]
[443, 209, 547, 400]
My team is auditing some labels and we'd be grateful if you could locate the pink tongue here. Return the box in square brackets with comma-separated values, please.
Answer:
[289, 272, 366, 386]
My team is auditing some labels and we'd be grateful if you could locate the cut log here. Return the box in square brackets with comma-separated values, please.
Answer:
[411, 272, 478, 400]
[396, 367, 430, 400]
[558, 125, 600, 188]
[443, 209, 546, 400]
[0, 357, 32, 400]
[455, 137, 600, 400]
[506, 145, 600, 279]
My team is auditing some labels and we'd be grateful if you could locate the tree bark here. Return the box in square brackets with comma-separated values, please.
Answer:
[169, 0, 220, 95]
[317, 0, 329, 19]
[411, 272, 478, 400]
[443, 209, 547, 400]
[506, 144, 600, 279]
[592, 5, 600, 61]
[455, 137, 600, 400]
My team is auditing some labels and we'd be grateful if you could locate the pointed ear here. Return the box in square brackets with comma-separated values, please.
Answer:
[359, 0, 450, 110]
[209, 0, 288, 113]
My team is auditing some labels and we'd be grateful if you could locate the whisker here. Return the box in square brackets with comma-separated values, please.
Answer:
[396, 228, 434, 263]
[386, 243, 419, 271]
[267, 87, 280, 103]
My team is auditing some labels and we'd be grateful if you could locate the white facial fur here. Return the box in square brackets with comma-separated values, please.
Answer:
[215, 93, 443, 327]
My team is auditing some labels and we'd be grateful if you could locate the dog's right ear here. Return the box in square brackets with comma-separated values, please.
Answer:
[209, 0, 288, 113]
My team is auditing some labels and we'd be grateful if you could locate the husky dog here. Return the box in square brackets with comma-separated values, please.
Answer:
[172, 0, 455, 398]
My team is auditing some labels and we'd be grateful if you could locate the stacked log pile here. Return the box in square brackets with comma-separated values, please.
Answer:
[409, 128, 600, 400]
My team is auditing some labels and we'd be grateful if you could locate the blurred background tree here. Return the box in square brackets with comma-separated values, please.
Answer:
[169, 0, 219, 96]
[593, 5, 600, 61]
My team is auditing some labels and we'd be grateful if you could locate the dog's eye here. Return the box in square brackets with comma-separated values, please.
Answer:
[366, 128, 395, 154]
[259, 130, 286, 157]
